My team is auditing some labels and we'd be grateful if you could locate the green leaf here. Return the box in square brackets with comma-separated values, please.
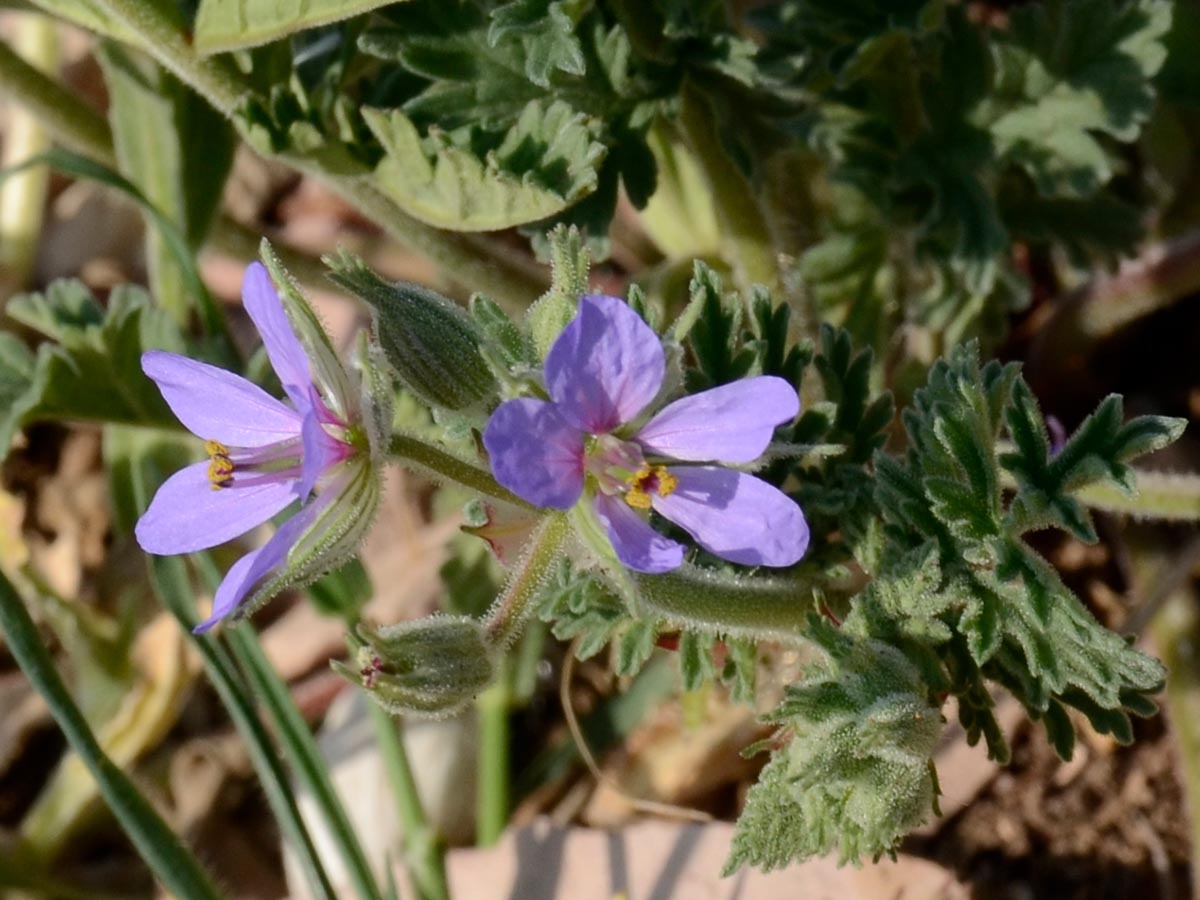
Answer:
[98, 43, 234, 323]
[0, 572, 224, 900]
[194, 0, 401, 53]
[1001, 381, 1187, 541]
[675, 260, 755, 389]
[0, 148, 230, 346]
[535, 560, 630, 661]
[678, 630, 716, 691]
[725, 618, 942, 872]
[877, 344, 1175, 755]
[987, 0, 1172, 196]
[488, 0, 586, 88]
[364, 100, 605, 231]
[0, 282, 184, 459]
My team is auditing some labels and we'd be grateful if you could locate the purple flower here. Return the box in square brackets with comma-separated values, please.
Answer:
[483, 294, 809, 573]
[135, 261, 389, 632]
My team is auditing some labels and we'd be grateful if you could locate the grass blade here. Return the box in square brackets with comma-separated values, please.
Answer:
[0, 570, 223, 900]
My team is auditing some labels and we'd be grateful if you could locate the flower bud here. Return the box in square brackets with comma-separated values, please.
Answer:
[336, 616, 496, 716]
[325, 250, 497, 410]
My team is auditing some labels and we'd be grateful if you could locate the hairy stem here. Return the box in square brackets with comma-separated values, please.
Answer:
[367, 703, 451, 900]
[485, 514, 570, 647]
[387, 432, 533, 509]
[634, 565, 817, 642]
[87, 0, 549, 308]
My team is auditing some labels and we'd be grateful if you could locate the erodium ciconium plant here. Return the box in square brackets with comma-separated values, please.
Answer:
[484, 294, 809, 572]
[135, 258, 391, 633]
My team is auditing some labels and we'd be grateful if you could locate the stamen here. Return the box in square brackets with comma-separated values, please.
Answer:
[205, 438, 235, 489]
[624, 465, 678, 509]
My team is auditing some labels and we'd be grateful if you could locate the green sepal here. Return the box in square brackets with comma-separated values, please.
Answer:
[325, 249, 498, 412]
[339, 616, 497, 717]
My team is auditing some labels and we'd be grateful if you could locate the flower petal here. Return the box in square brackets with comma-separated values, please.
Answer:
[142, 350, 302, 447]
[593, 493, 685, 574]
[544, 294, 664, 433]
[194, 463, 375, 634]
[242, 262, 312, 412]
[298, 407, 347, 502]
[636, 376, 799, 463]
[652, 466, 808, 567]
[483, 398, 585, 509]
[194, 507, 308, 634]
[135, 460, 298, 554]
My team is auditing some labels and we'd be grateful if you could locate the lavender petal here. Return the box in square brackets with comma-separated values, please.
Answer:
[142, 350, 302, 447]
[298, 408, 345, 501]
[636, 376, 799, 463]
[652, 466, 808, 567]
[483, 398, 585, 509]
[135, 460, 298, 554]
[593, 493, 685, 573]
[193, 494, 316, 633]
[242, 262, 312, 412]
[544, 294, 664, 433]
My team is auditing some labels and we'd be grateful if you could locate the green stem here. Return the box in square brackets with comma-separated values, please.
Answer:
[388, 432, 533, 509]
[146, 555, 339, 900]
[633, 564, 817, 642]
[677, 83, 780, 296]
[474, 667, 510, 847]
[87, 0, 549, 308]
[998, 464, 1200, 523]
[0, 571, 223, 900]
[226, 624, 384, 900]
[485, 513, 570, 647]
[0, 30, 116, 166]
[1073, 471, 1200, 523]
[367, 703, 451, 900]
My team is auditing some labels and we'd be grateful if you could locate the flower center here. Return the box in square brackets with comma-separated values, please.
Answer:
[624, 465, 678, 509]
[585, 435, 678, 509]
[205, 439, 234, 489]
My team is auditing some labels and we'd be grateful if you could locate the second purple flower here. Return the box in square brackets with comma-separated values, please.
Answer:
[483, 294, 809, 573]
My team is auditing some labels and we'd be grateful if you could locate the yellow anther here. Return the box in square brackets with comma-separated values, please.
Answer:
[623, 465, 677, 509]
[655, 467, 678, 497]
[204, 438, 234, 489]
[625, 486, 653, 509]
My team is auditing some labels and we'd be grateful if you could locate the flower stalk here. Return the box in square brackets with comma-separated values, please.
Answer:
[387, 433, 533, 509]
[367, 703, 451, 900]
[485, 514, 571, 648]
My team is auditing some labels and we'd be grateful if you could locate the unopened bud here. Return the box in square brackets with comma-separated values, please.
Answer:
[336, 616, 496, 716]
[528, 225, 590, 358]
[325, 250, 497, 410]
